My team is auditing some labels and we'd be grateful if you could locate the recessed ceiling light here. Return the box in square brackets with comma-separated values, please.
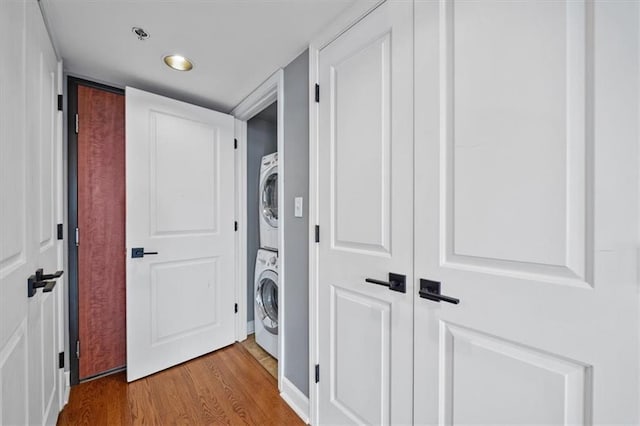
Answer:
[132, 27, 149, 41]
[163, 55, 193, 72]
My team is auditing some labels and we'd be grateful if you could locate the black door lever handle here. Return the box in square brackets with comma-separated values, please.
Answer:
[35, 268, 63, 281]
[27, 276, 58, 297]
[365, 273, 406, 293]
[419, 279, 460, 304]
[131, 248, 159, 258]
[28, 269, 64, 297]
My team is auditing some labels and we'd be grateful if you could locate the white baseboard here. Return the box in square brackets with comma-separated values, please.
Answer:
[280, 377, 309, 424]
[64, 371, 70, 404]
[247, 320, 255, 334]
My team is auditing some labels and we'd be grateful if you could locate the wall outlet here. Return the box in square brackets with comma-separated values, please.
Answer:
[294, 197, 303, 218]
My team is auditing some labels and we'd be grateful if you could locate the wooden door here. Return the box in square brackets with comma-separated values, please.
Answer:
[316, 1, 414, 424]
[77, 84, 126, 379]
[0, 0, 63, 423]
[125, 87, 236, 382]
[414, 0, 640, 424]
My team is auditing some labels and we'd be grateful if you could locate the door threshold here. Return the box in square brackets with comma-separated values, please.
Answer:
[80, 365, 126, 384]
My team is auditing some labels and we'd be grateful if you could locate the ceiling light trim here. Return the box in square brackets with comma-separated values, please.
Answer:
[163, 54, 194, 72]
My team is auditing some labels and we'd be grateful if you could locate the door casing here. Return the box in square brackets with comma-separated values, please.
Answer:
[231, 69, 285, 390]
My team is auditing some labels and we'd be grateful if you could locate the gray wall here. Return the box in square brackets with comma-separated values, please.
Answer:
[283, 50, 310, 397]
[246, 106, 277, 322]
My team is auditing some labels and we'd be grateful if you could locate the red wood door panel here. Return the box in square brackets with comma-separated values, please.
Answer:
[77, 85, 126, 379]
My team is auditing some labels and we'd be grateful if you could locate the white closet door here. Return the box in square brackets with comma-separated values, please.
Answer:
[414, 1, 639, 424]
[125, 88, 236, 382]
[1, 1, 62, 424]
[316, 1, 414, 424]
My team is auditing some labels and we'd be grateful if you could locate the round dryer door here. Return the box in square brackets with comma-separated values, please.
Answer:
[260, 167, 278, 228]
[256, 269, 278, 334]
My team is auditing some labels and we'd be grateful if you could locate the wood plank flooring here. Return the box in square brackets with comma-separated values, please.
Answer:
[57, 343, 304, 426]
[240, 334, 277, 379]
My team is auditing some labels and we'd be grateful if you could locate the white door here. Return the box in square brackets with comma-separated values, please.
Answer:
[316, 1, 414, 424]
[414, 1, 639, 424]
[125, 87, 236, 381]
[0, 0, 63, 424]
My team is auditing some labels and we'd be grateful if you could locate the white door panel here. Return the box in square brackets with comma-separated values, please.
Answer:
[414, 0, 639, 424]
[126, 87, 236, 382]
[1, 0, 62, 424]
[317, 2, 414, 424]
[440, 323, 589, 425]
[443, 0, 587, 283]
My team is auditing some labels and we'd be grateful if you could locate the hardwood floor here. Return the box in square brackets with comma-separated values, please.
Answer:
[57, 343, 304, 425]
[240, 334, 277, 379]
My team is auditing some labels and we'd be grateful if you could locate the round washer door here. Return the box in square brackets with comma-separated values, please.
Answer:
[260, 167, 278, 228]
[256, 269, 278, 334]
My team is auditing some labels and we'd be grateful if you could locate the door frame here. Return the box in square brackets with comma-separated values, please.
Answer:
[56, 61, 69, 409]
[66, 76, 125, 386]
[307, 1, 385, 424]
[231, 69, 285, 390]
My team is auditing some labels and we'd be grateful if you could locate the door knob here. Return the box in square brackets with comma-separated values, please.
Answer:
[419, 279, 459, 304]
[131, 248, 159, 258]
[365, 273, 406, 293]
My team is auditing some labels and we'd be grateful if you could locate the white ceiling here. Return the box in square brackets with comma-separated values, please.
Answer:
[40, 0, 355, 112]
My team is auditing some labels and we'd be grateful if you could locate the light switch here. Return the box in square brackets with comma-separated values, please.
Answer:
[294, 197, 303, 218]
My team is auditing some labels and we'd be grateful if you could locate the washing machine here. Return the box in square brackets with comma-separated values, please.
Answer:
[259, 152, 278, 251]
[254, 249, 278, 358]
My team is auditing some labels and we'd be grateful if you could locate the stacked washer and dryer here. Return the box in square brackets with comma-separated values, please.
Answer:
[254, 152, 279, 358]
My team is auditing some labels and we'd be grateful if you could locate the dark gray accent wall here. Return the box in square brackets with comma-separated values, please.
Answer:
[247, 106, 277, 322]
[283, 50, 310, 397]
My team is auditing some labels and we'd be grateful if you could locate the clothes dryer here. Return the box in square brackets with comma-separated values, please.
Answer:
[259, 153, 278, 251]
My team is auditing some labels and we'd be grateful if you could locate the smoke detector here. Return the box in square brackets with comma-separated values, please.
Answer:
[132, 27, 149, 41]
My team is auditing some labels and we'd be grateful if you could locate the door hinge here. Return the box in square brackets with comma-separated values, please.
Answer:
[57, 94, 63, 111]
[234, 221, 238, 231]
[74, 113, 79, 134]
[315, 225, 320, 243]
[57, 223, 63, 240]
[315, 84, 320, 103]
[234, 138, 238, 149]
[315, 364, 320, 383]
[76, 341, 80, 359]
[58, 352, 64, 369]
[75, 227, 79, 246]
[234, 303, 238, 313]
